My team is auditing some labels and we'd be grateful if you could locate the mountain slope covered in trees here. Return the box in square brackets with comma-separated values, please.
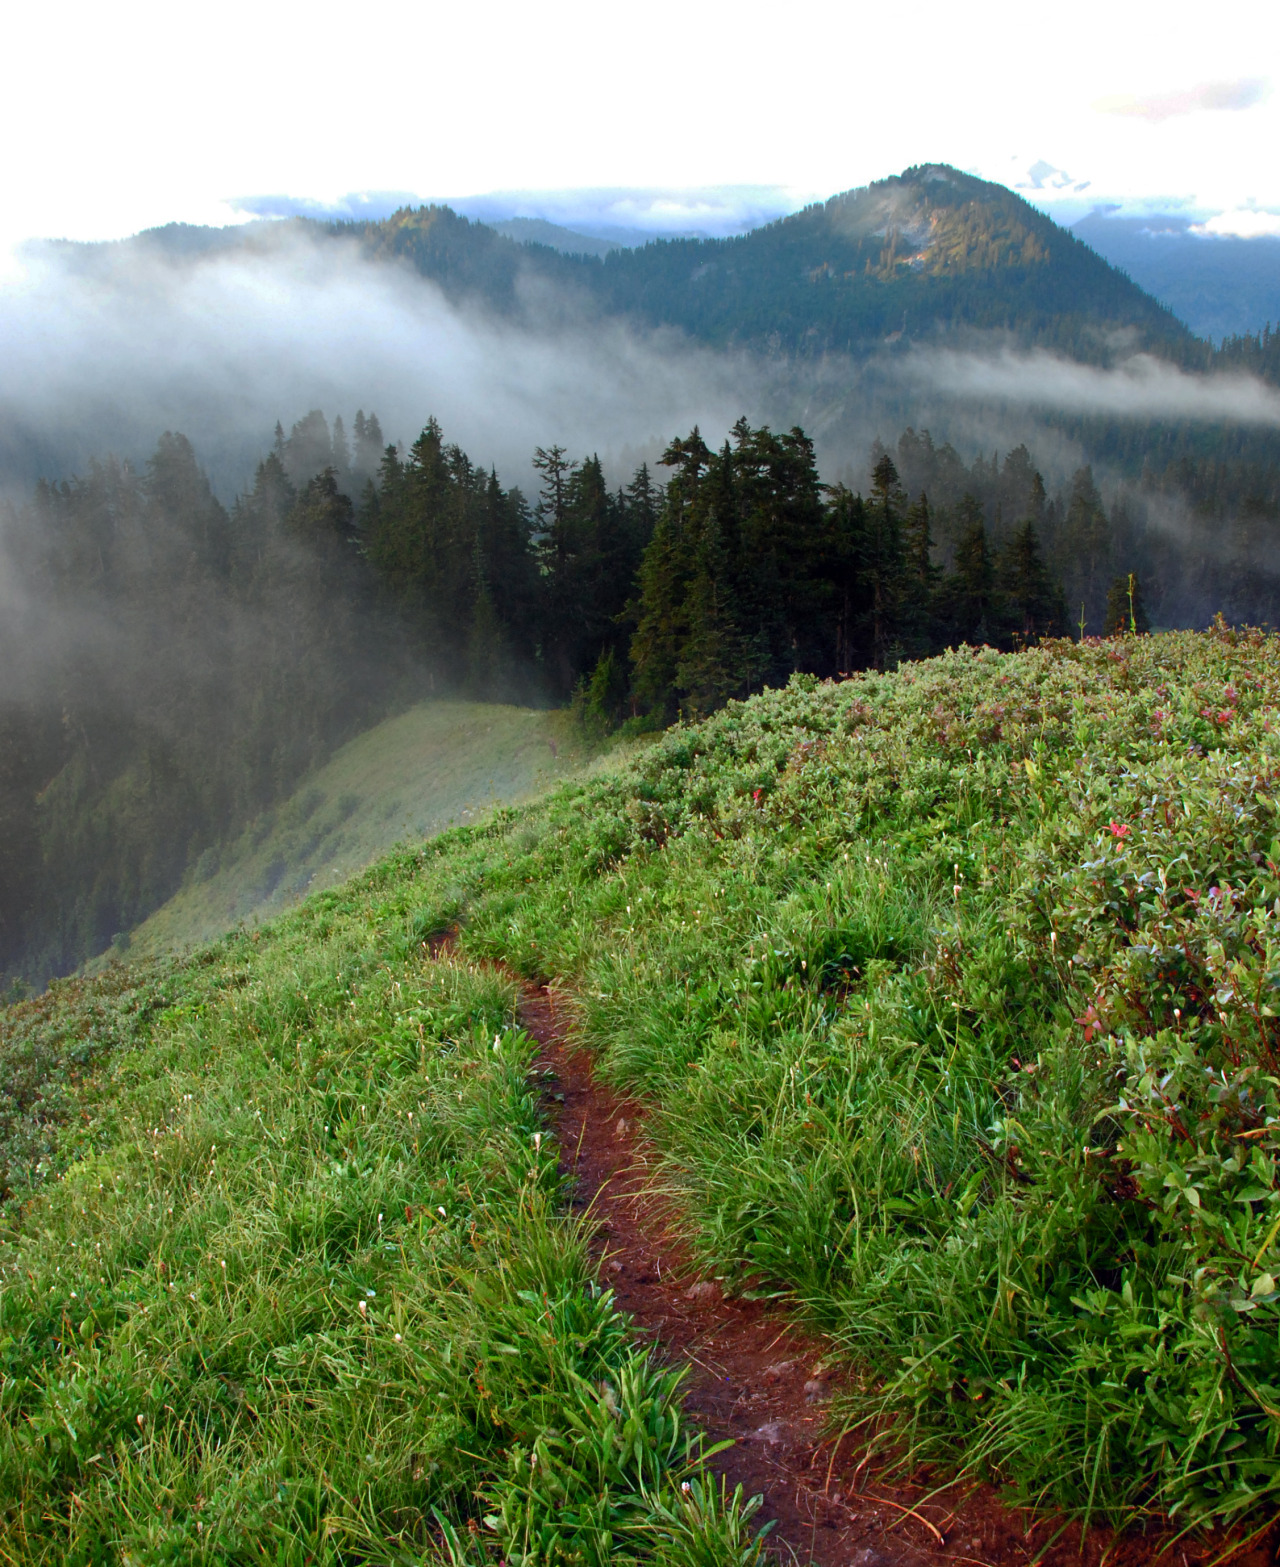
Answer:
[336, 165, 1194, 360]
[8, 386, 1280, 992]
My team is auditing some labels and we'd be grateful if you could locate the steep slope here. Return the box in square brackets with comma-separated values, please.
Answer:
[38, 165, 1202, 370]
[7, 629, 1280, 1555]
[118, 699, 576, 960]
[587, 165, 1193, 358]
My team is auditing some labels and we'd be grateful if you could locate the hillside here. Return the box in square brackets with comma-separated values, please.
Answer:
[119, 700, 578, 961]
[341, 165, 1194, 360]
[1071, 211, 1280, 342]
[4, 628, 1280, 1559]
[45, 166, 1198, 363]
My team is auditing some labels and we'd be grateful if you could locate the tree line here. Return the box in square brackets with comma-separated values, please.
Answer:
[0, 404, 1209, 990]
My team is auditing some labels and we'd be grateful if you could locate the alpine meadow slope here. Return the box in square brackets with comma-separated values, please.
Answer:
[120, 699, 577, 962]
[5, 629, 1280, 1558]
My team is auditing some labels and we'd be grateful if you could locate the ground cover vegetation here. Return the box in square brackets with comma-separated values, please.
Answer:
[7, 627, 1280, 1547]
[120, 701, 576, 962]
[9, 163, 1280, 993]
[1, 408, 1078, 989]
[396, 626, 1280, 1530]
[0, 867, 764, 1564]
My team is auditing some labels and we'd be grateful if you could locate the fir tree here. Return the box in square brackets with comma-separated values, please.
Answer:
[999, 519, 1066, 642]
[901, 490, 942, 654]
[945, 495, 998, 645]
[863, 453, 908, 667]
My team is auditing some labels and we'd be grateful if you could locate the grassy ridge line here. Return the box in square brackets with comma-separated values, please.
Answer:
[8, 627, 1280, 1548]
[396, 629, 1280, 1528]
[0, 866, 762, 1563]
[119, 700, 575, 963]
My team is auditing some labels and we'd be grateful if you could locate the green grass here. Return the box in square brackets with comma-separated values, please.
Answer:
[121, 701, 579, 962]
[0, 872, 761, 1563]
[413, 628, 1280, 1530]
[7, 627, 1280, 1553]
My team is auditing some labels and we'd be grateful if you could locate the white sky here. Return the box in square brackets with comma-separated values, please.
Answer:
[2, 0, 1278, 247]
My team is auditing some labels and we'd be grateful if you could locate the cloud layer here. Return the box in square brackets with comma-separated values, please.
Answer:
[0, 229, 772, 500]
[1095, 77, 1271, 122]
[900, 346, 1280, 427]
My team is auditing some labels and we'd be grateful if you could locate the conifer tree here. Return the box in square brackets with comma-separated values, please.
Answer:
[863, 453, 908, 667]
[352, 411, 385, 488]
[629, 430, 710, 718]
[331, 415, 351, 481]
[1060, 466, 1112, 623]
[999, 519, 1066, 641]
[945, 495, 998, 645]
[901, 490, 942, 654]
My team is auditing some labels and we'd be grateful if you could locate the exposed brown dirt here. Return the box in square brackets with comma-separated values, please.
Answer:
[515, 977, 1280, 1567]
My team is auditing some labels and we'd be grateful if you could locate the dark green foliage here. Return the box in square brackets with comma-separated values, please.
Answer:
[534, 450, 651, 699]
[361, 416, 542, 693]
[940, 495, 997, 645]
[336, 166, 1191, 363]
[1214, 321, 1280, 385]
[1000, 519, 1069, 640]
[573, 648, 630, 740]
[626, 431, 1071, 721]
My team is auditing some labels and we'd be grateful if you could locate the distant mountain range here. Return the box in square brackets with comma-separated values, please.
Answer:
[1068, 211, 1280, 341]
[336, 165, 1193, 363]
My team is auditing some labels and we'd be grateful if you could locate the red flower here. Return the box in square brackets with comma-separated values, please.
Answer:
[1108, 821, 1131, 839]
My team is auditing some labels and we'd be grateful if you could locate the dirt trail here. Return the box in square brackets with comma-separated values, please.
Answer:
[515, 979, 1278, 1567]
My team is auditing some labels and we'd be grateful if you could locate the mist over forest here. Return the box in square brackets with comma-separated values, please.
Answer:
[4, 162, 1280, 989]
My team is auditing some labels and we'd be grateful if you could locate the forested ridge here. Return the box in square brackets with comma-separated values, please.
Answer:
[8, 367, 1280, 990]
[0, 406, 1076, 988]
[332, 166, 1193, 361]
[327, 164, 1280, 384]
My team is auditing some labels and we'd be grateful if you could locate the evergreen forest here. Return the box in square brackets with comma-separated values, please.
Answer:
[6, 396, 1280, 991]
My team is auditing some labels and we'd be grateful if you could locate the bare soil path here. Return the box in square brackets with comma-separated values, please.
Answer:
[515, 978, 1278, 1567]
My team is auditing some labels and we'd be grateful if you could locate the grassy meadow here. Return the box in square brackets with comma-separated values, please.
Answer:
[0, 880, 758, 1562]
[120, 701, 576, 963]
[5, 626, 1280, 1555]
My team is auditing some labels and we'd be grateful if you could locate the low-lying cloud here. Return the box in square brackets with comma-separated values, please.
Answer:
[900, 346, 1280, 429]
[4, 219, 1278, 521]
[0, 227, 770, 500]
[1191, 209, 1280, 240]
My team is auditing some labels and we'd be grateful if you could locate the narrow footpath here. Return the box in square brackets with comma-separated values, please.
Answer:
[515, 978, 1277, 1567]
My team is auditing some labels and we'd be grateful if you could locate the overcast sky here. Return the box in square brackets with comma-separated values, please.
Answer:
[3, 0, 1278, 251]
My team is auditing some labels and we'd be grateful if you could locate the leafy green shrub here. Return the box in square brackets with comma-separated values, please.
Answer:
[437, 630, 1280, 1526]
